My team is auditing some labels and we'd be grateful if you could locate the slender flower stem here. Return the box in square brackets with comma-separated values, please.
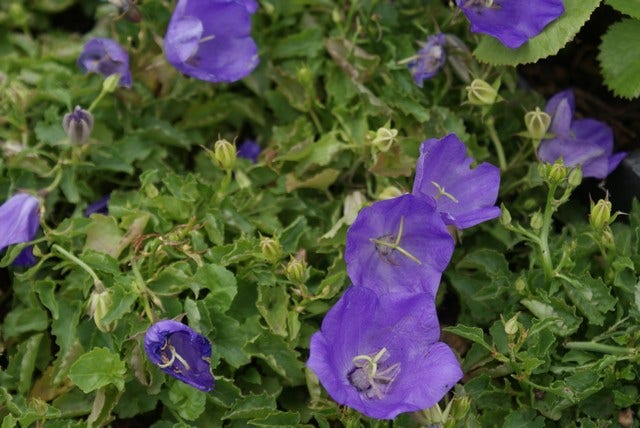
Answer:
[217, 168, 233, 199]
[486, 116, 507, 171]
[132, 262, 157, 323]
[52, 244, 104, 291]
[538, 182, 557, 280]
[564, 341, 634, 356]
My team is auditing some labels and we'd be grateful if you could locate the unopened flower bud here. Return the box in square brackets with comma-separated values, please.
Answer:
[451, 395, 471, 421]
[285, 256, 308, 284]
[89, 289, 114, 333]
[343, 191, 367, 224]
[504, 313, 519, 336]
[499, 204, 511, 226]
[62, 106, 94, 145]
[260, 237, 282, 263]
[371, 127, 398, 152]
[466, 78, 499, 106]
[568, 167, 582, 187]
[214, 138, 236, 170]
[515, 277, 526, 293]
[590, 198, 612, 231]
[378, 186, 404, 200]
[102, 73, 121, 93]
[548, 160, 568, 184]
[530, 211, 543, 230]
[524, 107, 551, 140]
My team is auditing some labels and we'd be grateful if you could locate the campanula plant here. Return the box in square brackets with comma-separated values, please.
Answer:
[407, 33, 447, 86]
[144, 319, 215, 392]
[537, 89, 627, 178]
[307, 286, 462, 419]
[164, 0, 259, 83]
[77, 38, 132, 87]
[0, 193, 41, 266]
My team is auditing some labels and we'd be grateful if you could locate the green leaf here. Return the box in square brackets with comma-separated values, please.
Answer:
[474, 0, 601, 65]
[244, 331, 305, 385]
[84, 215, 124, 258]
[2, 306, 49, 339]
[560, 273, 617, 325]
[222, 393, 277, 420]
[520, 297, 581, 336]
[68, 348, 126, 393]
[192, 264, 237, 311]
[606, 0, 640, 18]
[168, 381, 207, 421]
[257, 284, 289, 337]
[249, 411, 301, 427]
[444, 324, 492, 351]
[598, 19, 640, 98]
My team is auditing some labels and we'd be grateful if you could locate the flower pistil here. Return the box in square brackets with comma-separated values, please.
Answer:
[348, 348, 400, 400]
[369, 216, 422, 265]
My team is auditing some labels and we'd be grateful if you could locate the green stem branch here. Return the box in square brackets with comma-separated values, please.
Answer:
[52, 244, 104, 291]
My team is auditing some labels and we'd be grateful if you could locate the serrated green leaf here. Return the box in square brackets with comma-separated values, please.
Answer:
[444, 324, 491, 351]
[606, 0, 640, 18]
[223, 393, 277, 420]
[168, 381, 207, 421]
[68, 348, 126, 393]
[192, 264, 237, 311]
[474, 0, 601, 65]
[249, 411, 301, 427]
[598, 19, 640, 98]
[521, 297, 581, 336]
[560, 273, 617, 325]
[2, 306, 49, 339]
[257, 284, 289, 337]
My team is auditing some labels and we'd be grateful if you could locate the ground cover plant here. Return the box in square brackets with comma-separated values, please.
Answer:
[0, 0, 638, 426]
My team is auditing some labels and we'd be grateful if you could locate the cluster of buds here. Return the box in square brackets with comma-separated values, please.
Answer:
[538, 159, 582, 188]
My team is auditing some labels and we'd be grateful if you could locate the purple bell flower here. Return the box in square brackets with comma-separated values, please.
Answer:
[237, 139, 261, 163]
[144, 319, 215, 392]
[0, 193, 40, 267]
[456, 0, 564, 49]
[63, 106, 94, 145]
[308, 286, 463, 419]
[85, 195, 111, 216]
[164, 0, 259, 83]
[345, 194, 454, 297]
[537, 90, 626, 179]
[77, 38, 132, 88]
[407, 33, 446, 87]
[412, 133, 501, 229]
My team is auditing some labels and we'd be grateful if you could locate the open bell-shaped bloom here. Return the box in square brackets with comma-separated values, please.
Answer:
[308, 286, 463, 419]
[456, 0, 564, 49]
[345, 194, 454, 297]
[77, 38, 132, 87]
[537, 90, 626, 179]
[164, 0, 259, 83]
[0, 193, 40, 266]
[412, 134, 501, 230]
[144, 320, 215, 392]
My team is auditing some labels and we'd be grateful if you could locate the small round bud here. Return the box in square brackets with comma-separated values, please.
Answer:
[590, 198, 612, 231]
[285, 256, 308, 284]
[214, 138, 237, 170]
[499, 204, 511, 226]
[524, 107, 551, 140]
[102, 73, 121, 93]
[296, 66, 314, 86]
[260, 237, 282, 263]
[530, 211, 543, 230]
[466, 78, 499, 106]
[548, 160, 568, 184]
[515, 277, 526, 293]
[62, 106, 94, 145]
[371, 127, 398, 152]
[504, 313, 519, 336]
[567, 167, 582, 187]
[378, 186, 404, 200]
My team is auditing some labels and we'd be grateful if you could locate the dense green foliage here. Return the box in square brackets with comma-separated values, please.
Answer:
[0, 0, 638, 426]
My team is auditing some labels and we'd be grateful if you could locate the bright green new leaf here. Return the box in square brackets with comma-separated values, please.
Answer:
[68, 348, 126, 393]
[598, 19, 640, 98]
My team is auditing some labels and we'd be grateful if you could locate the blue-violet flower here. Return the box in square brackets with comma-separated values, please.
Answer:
[164, 0, 259, 83]
[144, 319, 215, 392]
[85, 195, 111, 216]
[345, 194, 454, 296]
[537, 90, 626, 179]
[456, 0, 565, 49]
[308, 286, 463, 419]
[408, 33, 446, 86]
[237, 139, 261, 163]
[412, 133, 501, 229]
[63, 106, 94, 145]
[0, 193, 40, 266]
[77, 38, 132, 87]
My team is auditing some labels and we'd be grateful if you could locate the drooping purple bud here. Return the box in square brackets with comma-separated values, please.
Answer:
[63, 106, 94, 145]
[0, 193, 41, 267]
[144, 319, 215, 392]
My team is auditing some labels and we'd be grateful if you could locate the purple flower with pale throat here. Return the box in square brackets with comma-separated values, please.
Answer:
[164, 0, 259, 83]
[0, 193, 41, 266]
[237, 139, 261, 163]
[412, 134, 501, 230]
[308, 286, 463, 419]
[345, 194, 454, 296]
[537, 90, 626, 179]
[77, 38, 132, 87]
[407, 33, 446, 86]
[456, 0, 564, 49]
[144, 319, 215, 392]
